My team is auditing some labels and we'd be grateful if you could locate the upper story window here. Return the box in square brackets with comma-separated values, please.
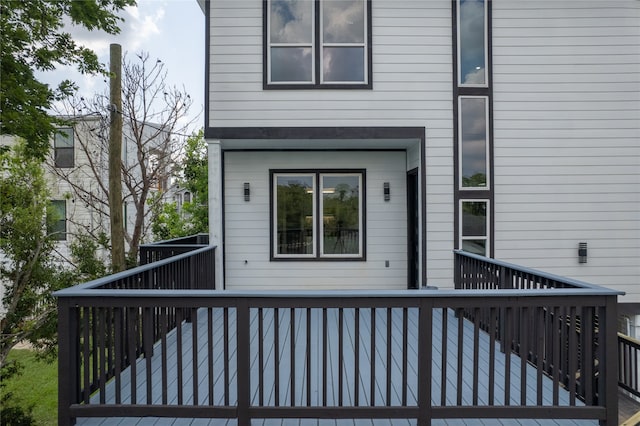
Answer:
[54, 127, 74, 168]
[459, 96, 489, 189]
[457, 0, 487, 87]
[265, 0, 371, 89]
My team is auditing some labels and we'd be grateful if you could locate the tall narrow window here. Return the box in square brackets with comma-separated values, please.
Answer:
[54, 127, 74, 168]
[49, 200, 67, 241]
[266, 0, 370, 88]
[272, 170, 365, 260]
[458, 0, 487, 87]
[460, 200, 488, 256]
[454, 0, 493, 256]
[459, 96, 488, 189]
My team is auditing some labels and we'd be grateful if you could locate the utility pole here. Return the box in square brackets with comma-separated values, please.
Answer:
[109, 43, 126, 271]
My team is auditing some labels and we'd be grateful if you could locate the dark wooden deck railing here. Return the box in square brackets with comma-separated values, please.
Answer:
[55, 249, 621, 426]
[139, 233, 209, 264]
[618, 333, 640, 399]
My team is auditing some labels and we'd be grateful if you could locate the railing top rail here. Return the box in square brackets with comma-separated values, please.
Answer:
[53, 245, 216, 297]
[619, 332, 640, 347]
[54, 287, 622, 299]
[455, 249, 623, 293]
[140, 233, 209, 247]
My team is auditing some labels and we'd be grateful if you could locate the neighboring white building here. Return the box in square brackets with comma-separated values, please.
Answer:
[46, 115, 173, 261]
[203, 1, 639, 329]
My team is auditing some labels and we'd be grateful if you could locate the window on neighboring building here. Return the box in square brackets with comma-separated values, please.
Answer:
[460, 200, 488, 256]
[271, 170, 365, 259]
[266, 0, 371, 88]
[54, 127, 74, 168]
[184, 192, 191, 203]
[459, 96, 489, 189]
[49, 200, 67, 241]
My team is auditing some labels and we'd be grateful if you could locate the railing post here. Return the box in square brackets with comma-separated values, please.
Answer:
[236, 299, 251, 425]
[600, 295, 619, 426]
[57, 299, 79, 426]
[454, 252, 461, 289]
[417, 298, 433, 426]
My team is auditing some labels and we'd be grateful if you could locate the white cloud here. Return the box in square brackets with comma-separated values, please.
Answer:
[463, 68, 485, 85]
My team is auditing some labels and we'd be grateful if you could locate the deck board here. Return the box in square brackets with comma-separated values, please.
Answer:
[77, 307, 596, 426]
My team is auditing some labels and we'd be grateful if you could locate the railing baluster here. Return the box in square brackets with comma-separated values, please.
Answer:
[456, 307, 464, 406]
[568, 306, 577, 405]
[114, 307, 122, 404]
[488, 307, 496, 405]
[274, 307, 279, 406]
[536, 307, 544, 406]
[161, 307, 168, 405]
[176, 308, 183, 405]
[144, 307, 153, 405]
[520, 306, 528, 406]
[386, 307, 392, 406]
[82, 307, 90, 404]
[207, 307, 214, 406]
[402, 307, 408, 406]
[290, 307, 296, 406]
[322, 307, 327, 406]
[306, 307, 311, 407]
[224, 307, 230, 406]
[504, 306, 512, 406]
[192, 307, 199, 405]
[338, 307, 344, 406]
[128, 307, 137, 405]
[441, 308, 448, 406]
[552, 306, 560, 405]
[355, 307, 360, 406]
[98, 308, 106, 404]
[472, 307, 480, 405]
[258, 307, 264, 406]
[370, 307, 376, 407]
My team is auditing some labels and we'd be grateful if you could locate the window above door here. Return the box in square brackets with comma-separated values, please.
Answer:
[264, 0, 372, 89]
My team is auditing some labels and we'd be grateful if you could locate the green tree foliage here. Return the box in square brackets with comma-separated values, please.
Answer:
[0, 0, 135, 159]
[151, 130, 208, 240]
[69, 232, 108, 281]
[0, 140, 76, 368]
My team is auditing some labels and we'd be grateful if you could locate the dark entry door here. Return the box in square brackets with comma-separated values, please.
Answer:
[407, 169, 419, 289]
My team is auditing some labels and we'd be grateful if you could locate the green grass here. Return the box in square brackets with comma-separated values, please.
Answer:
[3, 349, 58, 426]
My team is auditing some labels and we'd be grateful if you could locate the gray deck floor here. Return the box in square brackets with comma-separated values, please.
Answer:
[77, 308, 597, 426]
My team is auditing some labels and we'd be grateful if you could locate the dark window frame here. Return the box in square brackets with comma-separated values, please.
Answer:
[263, 0, 373, 90]
[270, 169, 367, 261]
[54, 127, 74, 168]
[453, 0, 494, 258]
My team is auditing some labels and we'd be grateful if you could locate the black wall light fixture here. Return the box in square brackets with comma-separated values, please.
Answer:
[383, 182, 390, 201]
[578, 242, 587, 264]
[244, 183, 250, 201]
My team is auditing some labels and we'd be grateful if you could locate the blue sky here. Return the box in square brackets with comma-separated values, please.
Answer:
[41, 0, 205, 134]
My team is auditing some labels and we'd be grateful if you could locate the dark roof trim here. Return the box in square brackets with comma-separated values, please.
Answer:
[205, 127, 425, 140]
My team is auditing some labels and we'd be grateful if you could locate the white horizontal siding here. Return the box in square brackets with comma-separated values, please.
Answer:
[208, 0, 453, 129]
[223, 151, 408, 290]
[492, 0, 640, 302]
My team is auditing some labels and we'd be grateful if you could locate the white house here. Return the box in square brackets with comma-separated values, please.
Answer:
[46, 115, 173, 261]
[203, 0, 639, 329]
